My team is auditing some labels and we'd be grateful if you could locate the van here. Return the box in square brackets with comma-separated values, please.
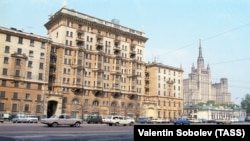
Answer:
[104, 115, 135, 126]
[12, 114, 38, 123]
[86, 116, 103, 124]
[25, 115, 39, 123]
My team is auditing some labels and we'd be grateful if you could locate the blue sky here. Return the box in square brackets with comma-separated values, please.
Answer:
[1, 0, 250, 105]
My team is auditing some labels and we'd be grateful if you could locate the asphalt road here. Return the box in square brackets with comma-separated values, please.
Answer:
[0, 122, 133, 141]
[0, 122, 249, 141]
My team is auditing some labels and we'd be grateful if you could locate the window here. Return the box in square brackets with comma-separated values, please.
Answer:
[18, 37, 23, 44]
[25, 93, 30, 100]
[84, 99, 88, 105]
[38, 73, 43, 80]
[38, 84, 42, 90]
[2, 68, 7, 75]
[0, 91, 5, 98]
[27, 72, 32, 79]
[6, 34, 11, 42]
[36, 105, 41, 112]
[41, 42, 45, 48]
[30, 39, 34, 46]
[127, 103, 133, 108]
[1, 80, 6, 86]
[13, 92, 18, 99]
[28, 61, 32, 67]
[4, 57, 8, 64]
[29, 50, 34, 57]
[37, 95, 41, 101]
[26, 82, 31, 89]
[15, 70, 20, 76]
[16, 59, 21, 66]
[39, 63, 44, 69]
[40, 53, 45, 58]
[5, 46, 10, 53]
[14, 81, 19, 87]
[12, 104, 17, 112]
[0, 103, 4, 111]
[24, 104, 29, 112]
[17, 48, 22, 55]
[92, 100, 99, 106]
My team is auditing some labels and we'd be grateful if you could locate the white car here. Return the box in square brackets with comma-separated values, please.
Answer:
[40, 114, 82, 127]
[230, 118, 239, 123]
[104, 115, 135, 126]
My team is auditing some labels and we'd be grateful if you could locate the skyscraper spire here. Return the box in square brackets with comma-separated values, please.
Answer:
[63, 0, 67, 8]
[198, 39, 203, 58]
[197, 39, 204, 69]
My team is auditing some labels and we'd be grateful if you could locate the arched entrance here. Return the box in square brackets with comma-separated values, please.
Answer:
[147, 108, 155, 118]
[47, 101, 58, 118]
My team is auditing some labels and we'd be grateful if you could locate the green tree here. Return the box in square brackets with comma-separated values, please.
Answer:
[240, 93, 250, 113]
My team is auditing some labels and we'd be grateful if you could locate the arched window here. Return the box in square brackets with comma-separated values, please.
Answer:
[72, 98, 79, 104]
[92, 100, 99, 106]
[121, 102, 125, 108]
[127, 103, 133, 109]
[111, 101, 117, 107]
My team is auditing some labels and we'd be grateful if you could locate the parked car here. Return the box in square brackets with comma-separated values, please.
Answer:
[189, 118, 200, 123]
[230, 118, 239, 123]
[136, 117, 151, 124]
[86, 116, 103, 124]
[215, 119, 232, 125]
[104, 115, 135, 126]
[206, 119, 216, 123]
[198, 118, 207, 123]
[102, 116, 108, 123]
[173, 117, 190, 125]
[25, 115, 39, 123]
[0, 118, 3, 123]
[12, 114, 27, 123]
[151, 118, 163, 124]
[150, 118, 170, 123]
[40, 114, 82, 127]
[12, 114, 39, 123]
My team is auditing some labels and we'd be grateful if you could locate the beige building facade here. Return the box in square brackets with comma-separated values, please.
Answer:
[0, 27, 50, 118]
[0, 7, 184, 120]
[144, 61, 184, 120]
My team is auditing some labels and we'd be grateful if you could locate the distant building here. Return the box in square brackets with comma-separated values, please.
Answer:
[183, 105, 246, 121]
[184, 41, 232, 105]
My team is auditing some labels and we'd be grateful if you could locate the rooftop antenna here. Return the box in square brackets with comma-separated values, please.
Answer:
[63, 0, 67, 8]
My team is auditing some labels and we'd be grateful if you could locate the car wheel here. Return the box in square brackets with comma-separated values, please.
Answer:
[115, 122, 119, 126]
[129, 122, 134, 126]
[52, 122, 58, 127]
[74, 122, 80, 127]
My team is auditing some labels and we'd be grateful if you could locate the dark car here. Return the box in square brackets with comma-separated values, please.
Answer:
[173, 117, 190, 125]
[86, 116, 103, 124]
[206, 119, 216, 123]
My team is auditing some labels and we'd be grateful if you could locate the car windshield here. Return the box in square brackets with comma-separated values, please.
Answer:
[106, 116, 112, 119]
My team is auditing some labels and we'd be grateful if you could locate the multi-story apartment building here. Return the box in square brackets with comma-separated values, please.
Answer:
[183, 41, 232, 105]
[43, 7, 148, 119]
[0, 27, 50, 118]
[144, 61, 184, 119]
[0, 7, 184, 120]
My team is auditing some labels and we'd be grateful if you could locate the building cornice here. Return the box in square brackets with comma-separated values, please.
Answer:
[44, 8, 148, 42]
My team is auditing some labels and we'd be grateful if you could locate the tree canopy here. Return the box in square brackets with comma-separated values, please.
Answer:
[240, 93, 250, 113]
